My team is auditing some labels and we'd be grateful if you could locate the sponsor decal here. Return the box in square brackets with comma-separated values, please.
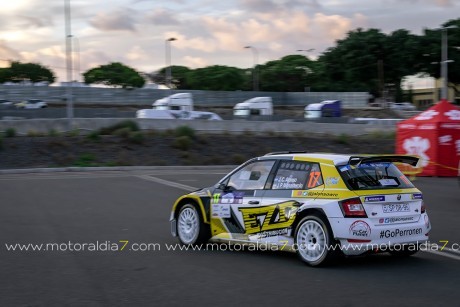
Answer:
[365, 196, 385, 202]
[379, 228, 422, 239]
[397, 194, 401, 201]
[325, 177, 340, 186]
[211, 203, 231, 218]
[378, 217, 415, 224]
[419, 125, 436, 130]
[439, 135, 452, 145]
[415, 110, 439, 121]
[400, 124, 417, 129]
[402, 136, 430, 167]
[212, 192, 244, 204]
[273, 174, 304, 189]
[456, 140, 460, 155]
[349, 220, 371, 237]
[256, 228, 289, 239]
[294, 190, 339, 199]
[441, 123, 460, 129]
[411, 193, 423, 200]
[239, 201, 298, 234]
[445, 110, 460, 121]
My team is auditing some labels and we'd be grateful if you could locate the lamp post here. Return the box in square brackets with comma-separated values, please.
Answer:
[244, 46, 259, 91]
[441, 25, 457, 101]
[165, 37, 177, 89]
[64, 0, 73, 125]
[297, 48, 315, 54]
[73, 36, 81, 83]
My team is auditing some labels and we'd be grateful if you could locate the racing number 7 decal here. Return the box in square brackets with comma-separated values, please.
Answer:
[307, 171, 321, 188]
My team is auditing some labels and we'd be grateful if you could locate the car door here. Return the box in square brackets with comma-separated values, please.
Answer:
[209, 159, 276, 241]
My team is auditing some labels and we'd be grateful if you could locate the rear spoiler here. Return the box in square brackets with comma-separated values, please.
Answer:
[348, 155, 419, 167]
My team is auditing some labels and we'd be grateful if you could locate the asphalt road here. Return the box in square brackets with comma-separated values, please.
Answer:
[1, 168, 459, 306]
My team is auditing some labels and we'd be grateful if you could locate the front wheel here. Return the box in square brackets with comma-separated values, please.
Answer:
[294, 215, 341, 266]
[177, 204, 208, 245]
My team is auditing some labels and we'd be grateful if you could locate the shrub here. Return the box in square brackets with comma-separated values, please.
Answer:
[5, 128, 16, 138]
[174, 125, 195, 139]
[86, 131, 101, 141]
[172, 135, 192, 151]
[128, 131, 145, 144]
[336, 133, 349, 145]
[113, 127, 132, 138]
[48, 129, 59, 137]
[73, 153, 96, 167]
[99, 120, 139, 135]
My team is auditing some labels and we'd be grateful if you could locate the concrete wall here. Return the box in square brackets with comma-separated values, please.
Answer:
[0, 85, 369, 108]
[0, 118, 395, 137]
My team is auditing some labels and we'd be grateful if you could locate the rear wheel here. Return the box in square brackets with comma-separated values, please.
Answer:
[177, 204, 208, 245]
[294, 215, 341, 266]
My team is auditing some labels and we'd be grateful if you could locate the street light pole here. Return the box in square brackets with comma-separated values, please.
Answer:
[73, 36, 81, 83]
[441, 26, 457, 101]
[245, 46, 259, 91]
[165, 37, 177, 89]
[64, 0, 73, 125]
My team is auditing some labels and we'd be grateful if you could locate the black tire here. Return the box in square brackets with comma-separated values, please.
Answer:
[176, 204, 209, 245]
[294, 214, 341, 266]
[389, 244, 419, 257]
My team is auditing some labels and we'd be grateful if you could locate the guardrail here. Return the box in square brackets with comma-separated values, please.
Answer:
[0, 118, 397, 136]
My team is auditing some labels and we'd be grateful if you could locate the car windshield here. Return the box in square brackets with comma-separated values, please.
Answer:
[337, 162, 414, 190]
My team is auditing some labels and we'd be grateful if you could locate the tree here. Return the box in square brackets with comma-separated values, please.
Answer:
[259, 55, 315, 92]
[83, 62, 145, 88]
[147, 65, 192, 89]
[186, 65, 246, 91]
[0, 61, 55, 84]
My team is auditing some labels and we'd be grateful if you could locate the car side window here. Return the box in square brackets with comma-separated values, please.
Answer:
[226, 160, 275, 190]
[272, 161, 323, 190]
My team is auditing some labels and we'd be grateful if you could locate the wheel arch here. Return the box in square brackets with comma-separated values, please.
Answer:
[172, 195, 210, 224]
[292, 207, 330, 235]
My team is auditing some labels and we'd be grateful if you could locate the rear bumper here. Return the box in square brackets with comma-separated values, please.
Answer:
[329, 213, 431, 256]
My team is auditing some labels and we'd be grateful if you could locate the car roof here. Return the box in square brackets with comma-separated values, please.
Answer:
[262, 152, 351, 165]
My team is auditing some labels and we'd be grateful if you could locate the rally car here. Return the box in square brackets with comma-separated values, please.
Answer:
[170, 152, 431, 266]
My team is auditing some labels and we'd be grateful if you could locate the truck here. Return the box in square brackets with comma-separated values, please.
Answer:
[233, 97, 273, 117]
[304, 100, 342, 119]
[137, 93, 222, 120]
[152, 93, 193, 111]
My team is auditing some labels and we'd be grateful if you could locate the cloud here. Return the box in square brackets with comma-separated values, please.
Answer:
[126, 46, 148, 61]
[145, 9, 180, 25]
[89, 8, 138, 32]
[0, 41, 23, 65]
[183, 56, 209, 68]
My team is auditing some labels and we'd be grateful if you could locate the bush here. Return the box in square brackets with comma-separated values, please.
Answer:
[48, 129, 59, 137]
[99, 120, 139, 135]
[86, 131, 101, 141]
[174, 125, 195, 139]
[5, 128, 16, 138]
[336, 133, 349, 145]
[73, 153, 96, 167]
[113, 127, 132, 138]
[172, 135, 192, 151]
[128, 131, 144, 144]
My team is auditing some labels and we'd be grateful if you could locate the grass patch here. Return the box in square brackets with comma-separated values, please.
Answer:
[172, 135, 192, 151]
[73, 153, 97, 167]
[5, 128, 16, 138]
[174, 125, 195, 139]
[86, 131, 101, 141]
[99, 120, 139, 135]
[336, 133, 349, 145]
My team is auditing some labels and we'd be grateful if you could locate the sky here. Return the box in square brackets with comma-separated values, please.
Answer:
[0, 0, 458, 85]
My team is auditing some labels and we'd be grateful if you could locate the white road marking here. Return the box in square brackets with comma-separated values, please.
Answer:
[421, 244, 460, 261]
[136, 175, 198, 192]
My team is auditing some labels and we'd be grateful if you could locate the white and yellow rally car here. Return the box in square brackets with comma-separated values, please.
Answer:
[170, 152, 431, 266]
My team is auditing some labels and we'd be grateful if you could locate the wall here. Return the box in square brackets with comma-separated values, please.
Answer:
[0, 118, 395, 137]
[0, 85, 369, 108]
